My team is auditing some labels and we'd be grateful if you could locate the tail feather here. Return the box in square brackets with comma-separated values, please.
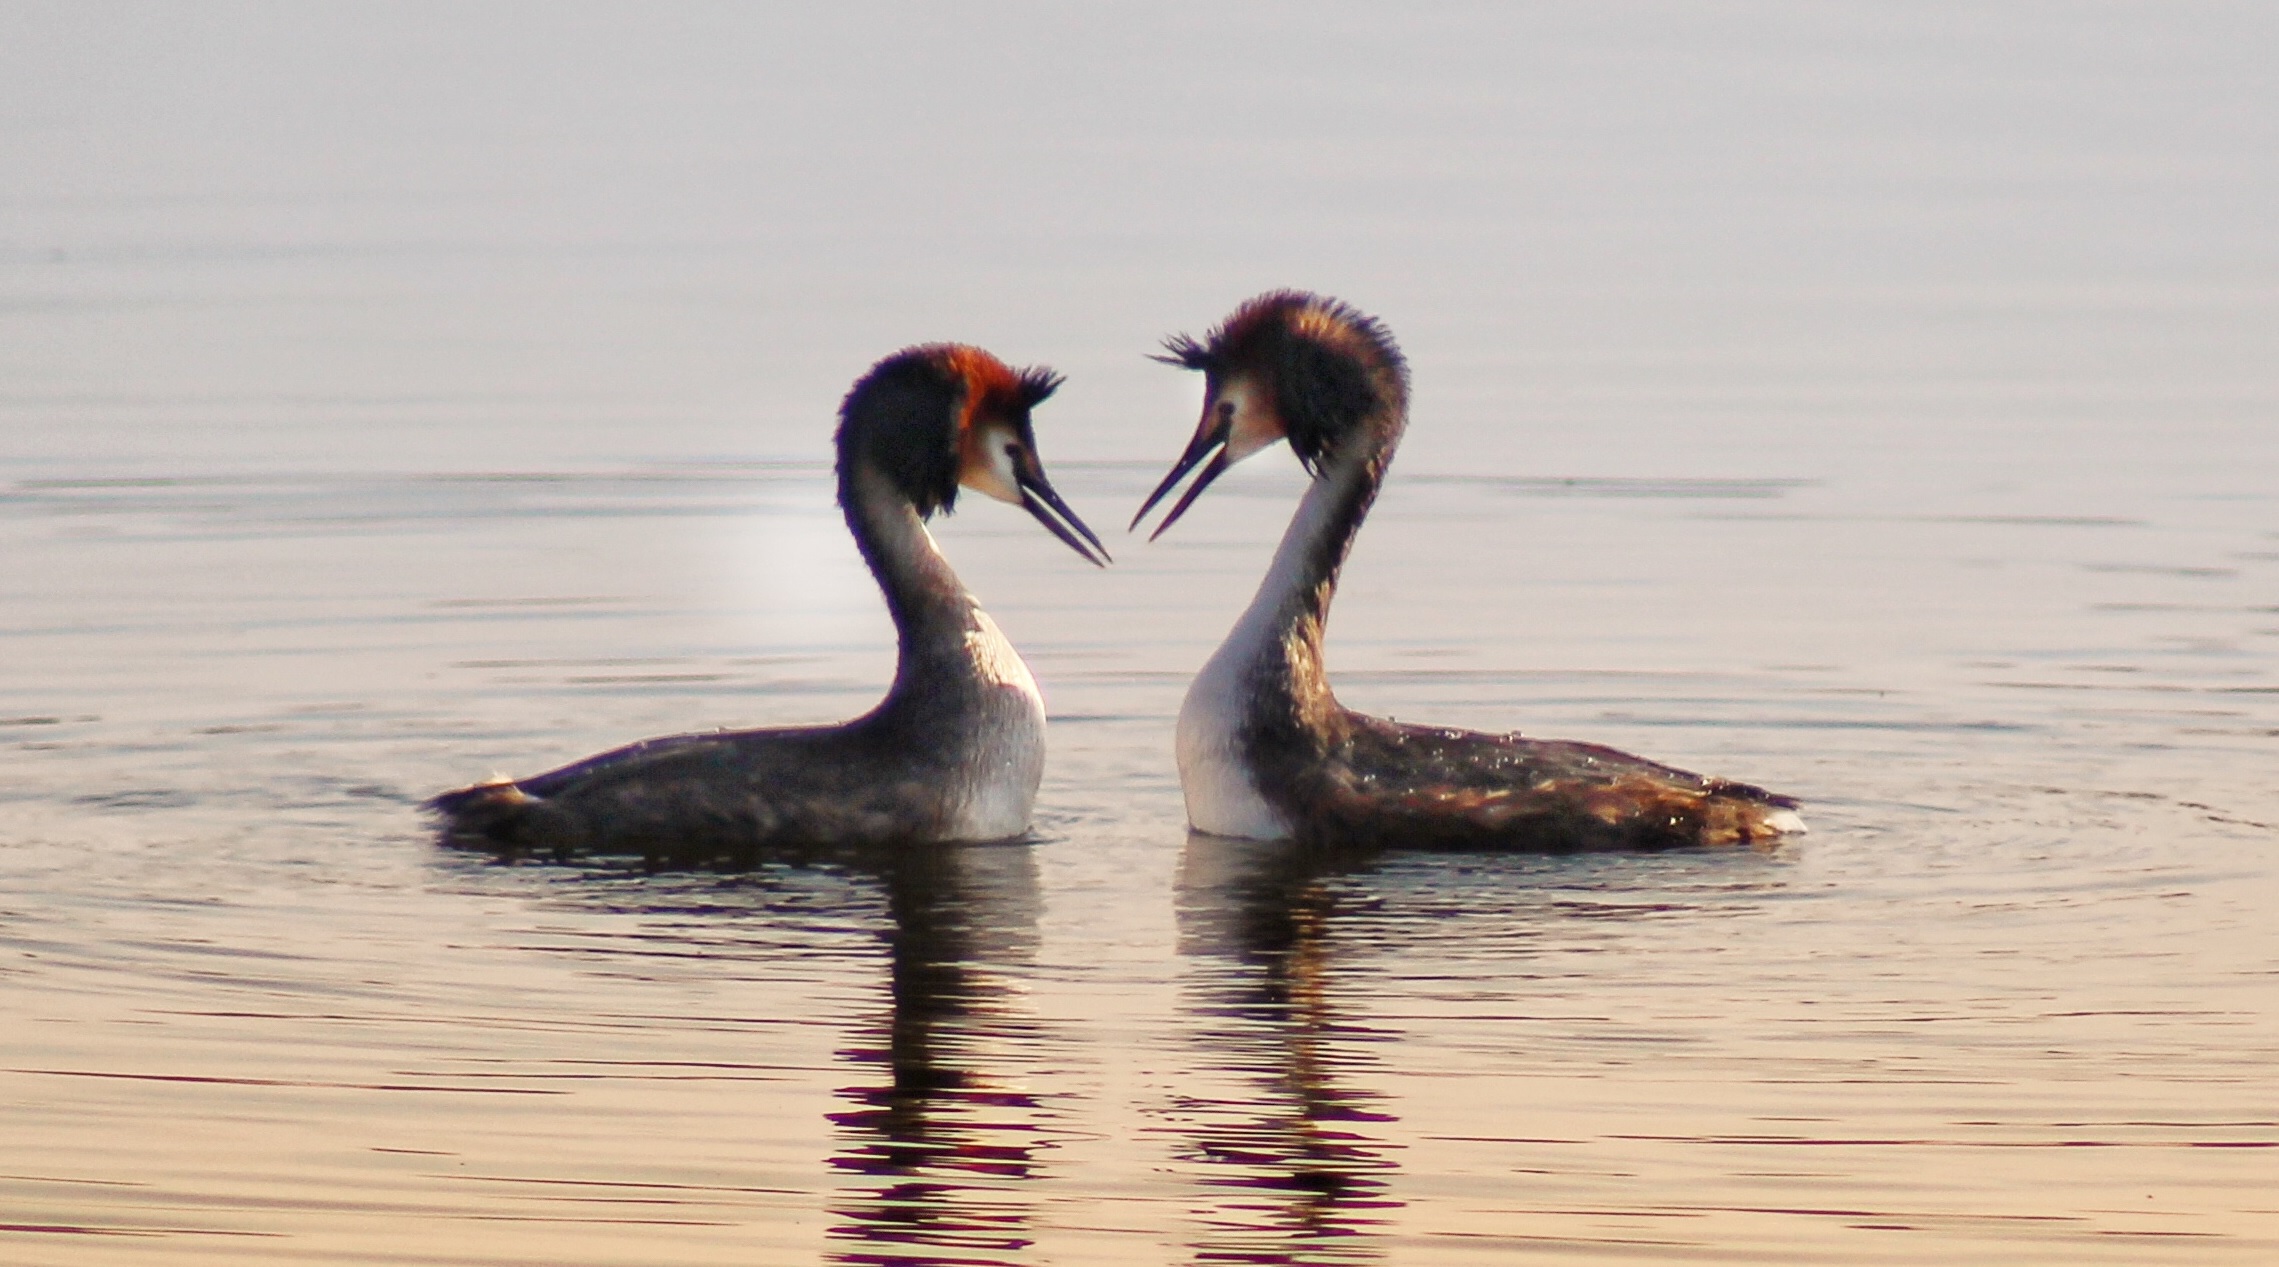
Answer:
[425, 777, 539, 844]
[1702, 777, 1807, 843]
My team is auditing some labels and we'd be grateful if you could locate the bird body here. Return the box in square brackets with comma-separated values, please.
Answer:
[1138, 291, 1801, 851]
[430, 345, 1105, 861]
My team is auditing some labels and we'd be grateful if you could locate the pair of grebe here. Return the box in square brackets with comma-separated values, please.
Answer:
[431, 294, 1800, 856]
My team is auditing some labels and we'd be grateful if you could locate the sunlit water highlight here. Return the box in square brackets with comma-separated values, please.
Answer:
[6, 4, 2278, 1261]
[3, 463, 2272, 1264]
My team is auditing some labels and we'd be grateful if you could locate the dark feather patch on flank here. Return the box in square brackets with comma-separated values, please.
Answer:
[837, 346, 965, 518]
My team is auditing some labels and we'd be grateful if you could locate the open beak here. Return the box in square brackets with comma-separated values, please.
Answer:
[1016, 450, 1111, 567]
[1129, 401, 1234, 540]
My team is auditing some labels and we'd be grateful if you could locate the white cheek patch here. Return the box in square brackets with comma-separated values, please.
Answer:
[961, 423, 1025, 505]
[1217, 379, 1286, 463]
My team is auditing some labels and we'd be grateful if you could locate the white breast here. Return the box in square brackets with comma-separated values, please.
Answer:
[1173, 473, 1352, 842]
[945, 611, 1048, 841]
[1176, 656, 1288, 840]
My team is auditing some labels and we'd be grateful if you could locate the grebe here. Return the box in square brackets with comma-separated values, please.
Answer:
[1133, 291, 1802, 850]
[430, 344, 1108, 860]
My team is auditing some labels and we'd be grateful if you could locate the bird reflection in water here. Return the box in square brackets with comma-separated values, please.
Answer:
[826, 841, 1048, 1267]
[1173, 836, 1402, 1265]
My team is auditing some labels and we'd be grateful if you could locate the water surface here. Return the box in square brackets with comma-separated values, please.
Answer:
[3, 463, 2272, 1264]
[5, 4, 2277, 1263]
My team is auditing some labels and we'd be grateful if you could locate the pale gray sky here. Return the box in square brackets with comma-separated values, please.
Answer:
[5, 2, 2275, 492]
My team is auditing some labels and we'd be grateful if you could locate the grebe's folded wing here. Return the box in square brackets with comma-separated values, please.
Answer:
[1298, 717, 1801, 850]
[428, 724, 937, 856]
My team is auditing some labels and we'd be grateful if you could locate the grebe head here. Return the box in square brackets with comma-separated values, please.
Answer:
[839, 344, 1109, 565]
[1132, 290, 1408, 537]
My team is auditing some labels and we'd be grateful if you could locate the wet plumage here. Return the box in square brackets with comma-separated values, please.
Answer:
[429, 344, 1107, 863]
[1135, 291, 1801, 851]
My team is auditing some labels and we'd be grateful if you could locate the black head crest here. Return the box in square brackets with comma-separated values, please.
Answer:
[1150, 332, 1213, 371]
[1157, 290, 1408, 473]
[837, 345, 966, 517]
[837, 345, 1063, 519]
[1015, 365, 1064, 410]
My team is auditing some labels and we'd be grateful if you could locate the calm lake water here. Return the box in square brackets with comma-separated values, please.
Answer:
[4, 5, 2276, 1264]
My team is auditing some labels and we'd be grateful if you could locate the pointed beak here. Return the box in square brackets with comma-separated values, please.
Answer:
[1130, 400, 1234, 541]
[1015, 450, 1111, 567]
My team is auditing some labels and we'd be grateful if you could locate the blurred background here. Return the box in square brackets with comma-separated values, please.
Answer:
[7, 1, 2274, 498]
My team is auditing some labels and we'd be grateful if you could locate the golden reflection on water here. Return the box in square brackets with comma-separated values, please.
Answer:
[3, 455, 2275, 1264]
[823, 844, 1047, 1266]
[1174, 838, 1403, 1265]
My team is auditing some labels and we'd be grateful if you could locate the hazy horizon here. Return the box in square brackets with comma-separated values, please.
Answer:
[7, 2, 2274, 503]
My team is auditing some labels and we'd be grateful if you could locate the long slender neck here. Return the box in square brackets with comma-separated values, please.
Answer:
[1222, 410, 1402, 718]
[1173, 401, 1402, 840]
[839, 463, 987, 704]
[834, 444, 1046, 840]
